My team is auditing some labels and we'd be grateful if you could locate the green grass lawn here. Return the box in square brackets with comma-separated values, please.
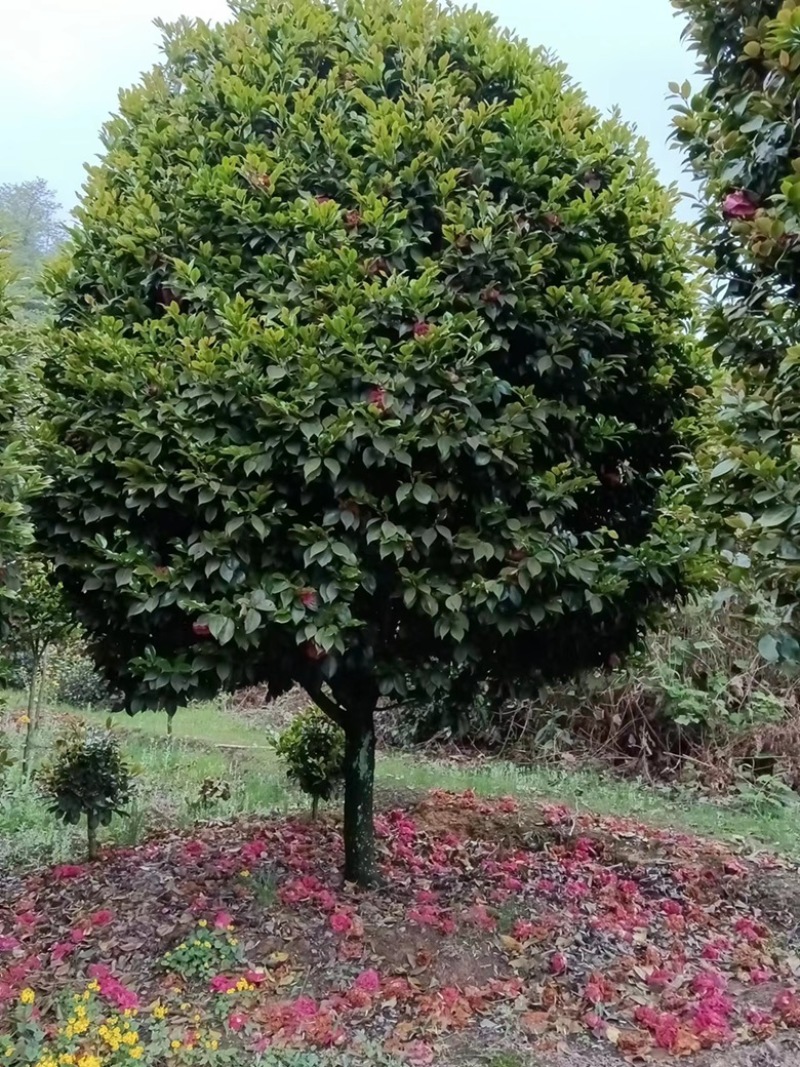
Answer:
[2, 691, 800, 873]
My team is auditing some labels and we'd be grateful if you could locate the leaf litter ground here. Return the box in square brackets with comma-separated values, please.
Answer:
[2, 790, 800, 1064]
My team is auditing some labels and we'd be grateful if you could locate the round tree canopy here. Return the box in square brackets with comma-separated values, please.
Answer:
[41, 0, 702, 713]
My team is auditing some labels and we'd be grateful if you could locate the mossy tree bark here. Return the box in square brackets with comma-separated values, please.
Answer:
[342, 712, 377, 887]
[87, 817, 99, 862]
[300, 665, 379, 889]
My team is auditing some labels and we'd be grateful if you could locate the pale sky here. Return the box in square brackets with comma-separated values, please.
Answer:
[0, 0, 696, 215]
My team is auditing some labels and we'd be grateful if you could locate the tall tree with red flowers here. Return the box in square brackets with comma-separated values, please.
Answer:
[38, 0, 702, 886]
[672, 0, 800, 665]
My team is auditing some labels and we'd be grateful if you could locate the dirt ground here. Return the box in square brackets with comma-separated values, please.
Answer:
[3, 790, 800, 1065]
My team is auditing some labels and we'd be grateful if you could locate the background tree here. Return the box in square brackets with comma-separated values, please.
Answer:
[672, 0, 800, 666]
[0, 180, 64, 319]
[39, 0, 702, 886]
[0, 243, 41, 629]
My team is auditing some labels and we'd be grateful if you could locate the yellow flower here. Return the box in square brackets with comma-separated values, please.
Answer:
[87, 980, 100, 993]
[203, 941, 211, 949]
[152, 1004, 167, 1020]
[77, 1056, 102, 1067]
[180, 1002, 190, 1011]
[130, 1049, 142, 1061]
[19, 987, 35, 1005]
[239, 869, 250, 878]
[198, 919, 207, 928]
[17, 715, 31, 725]
[229, 938, 239, 946]
[193, 1014, 201, 1022]
[123, 1008, 134, 1018]
[4, 1050, 14, 1059]
[122, 1032, 138, 1046]
[170, 1040, 182, 1050]
[59, 1056, 76, 1065]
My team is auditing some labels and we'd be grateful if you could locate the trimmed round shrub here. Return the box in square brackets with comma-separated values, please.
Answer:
[276, 707, 345, 816]
[50, 642, 116, 708]
[37, 0, 703, 882]
[37, 720, 133, 860]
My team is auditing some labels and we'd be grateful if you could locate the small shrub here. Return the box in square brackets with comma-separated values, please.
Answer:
[49, 641, 114, 708]
[37, 719, 134, 860]
[162, 920, 245, 983]
[187, 776, 232, 816]
[275, 708, 345, 818]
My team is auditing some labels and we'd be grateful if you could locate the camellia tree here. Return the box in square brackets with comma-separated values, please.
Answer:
[39, 0, 702, 885]
[672, 0, 800, 665]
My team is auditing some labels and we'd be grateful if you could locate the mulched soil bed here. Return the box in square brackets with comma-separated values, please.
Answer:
[3, 790, 800, 1063]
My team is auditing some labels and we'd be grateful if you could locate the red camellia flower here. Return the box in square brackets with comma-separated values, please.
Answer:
[228, 1012, 247, 1032]
[298, 588, 318, 610]
[52, 865, 84, 881]
[213, 910, 234, 930]
[90, 909, 113, 927]
[550, 952, 568, 975]
[50, 941, 74, 963]
[330, 911, 353, 934]
[192, 622, 211, 638]
[354, 969, 381, 994]
[367, 386, 387, 411]
[304, 641, 327, 662]
[722, 190, 758, 220]
[413, 321, 432, 338]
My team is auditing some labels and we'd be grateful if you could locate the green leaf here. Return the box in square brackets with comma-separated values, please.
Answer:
[244, 608, 261, 633]
[760, 505, 795, 528]
[208, 614, 235, 644]
[710, 458, 739, 480]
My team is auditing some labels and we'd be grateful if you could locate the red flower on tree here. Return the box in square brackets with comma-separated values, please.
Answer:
[366, 386, 387, 412]
[298, 588, 318, 610]
[722, 190, 758, 220]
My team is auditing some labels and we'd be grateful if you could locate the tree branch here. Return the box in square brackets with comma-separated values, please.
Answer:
[295, 663, 349, 730]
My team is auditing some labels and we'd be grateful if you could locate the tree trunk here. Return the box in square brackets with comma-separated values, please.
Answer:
[343, 714, 377, 887]
[87, 819, 99, 862]
[33, 647, 48, 729]
[21, 654, 40, 780]
[311, 795, 319, 821]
